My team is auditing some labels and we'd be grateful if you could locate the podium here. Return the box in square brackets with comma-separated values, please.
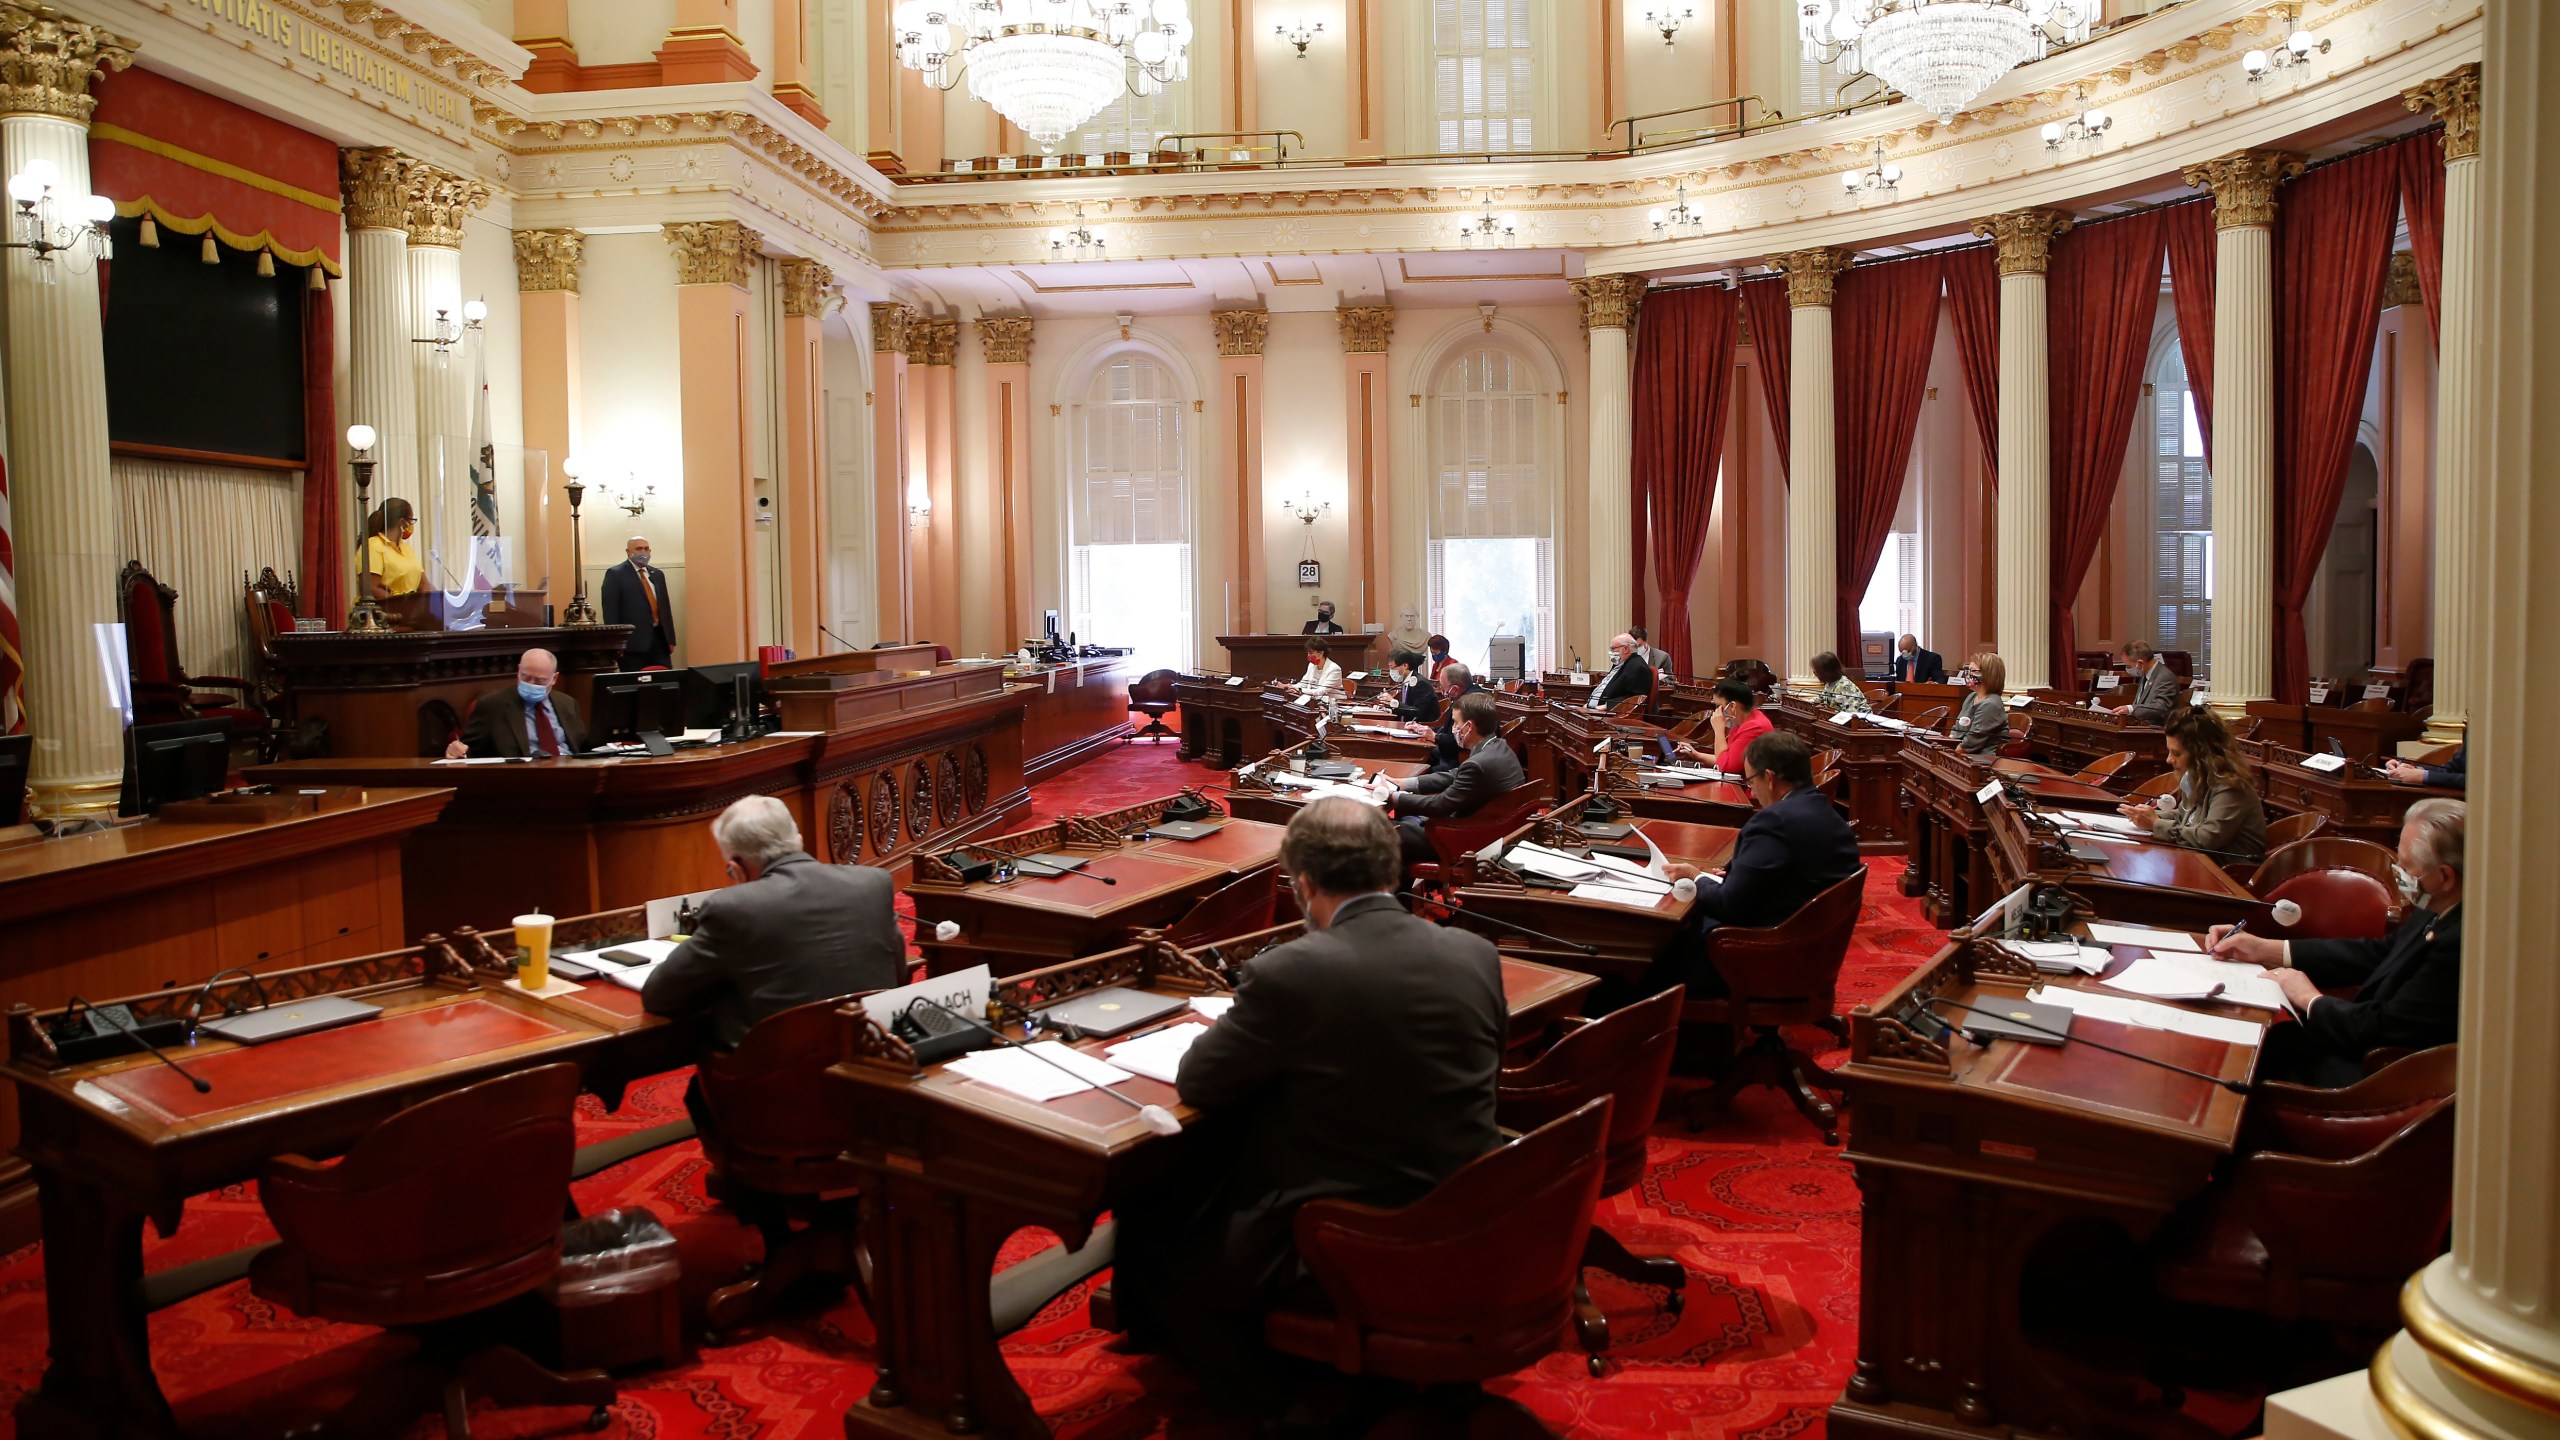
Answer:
[1217, 632, 1382, 680]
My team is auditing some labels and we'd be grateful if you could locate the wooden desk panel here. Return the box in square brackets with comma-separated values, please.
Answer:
[1174, 674, 1281, 768]
[1014, 658, 1135, 780]
[271, 626, 634, 758]
[1769, 698, 1914, 853]
[1219, 633, 1382, 680]
[1899, 744, 2123, 927]
[1981, 794, 2266, 932]
[2253, 748, 2456, 847]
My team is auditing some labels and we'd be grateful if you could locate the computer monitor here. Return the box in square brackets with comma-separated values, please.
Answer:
[589, 669, 690, 742]
[0, 732, 30, 826]
[1043, 609, 1062, 640]
[684, 660, 767, 734]
[121, 718, 230, 816]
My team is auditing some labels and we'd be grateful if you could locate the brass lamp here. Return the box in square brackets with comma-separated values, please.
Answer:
[562, 458, 601, 626]
[343, 424, 392, 635]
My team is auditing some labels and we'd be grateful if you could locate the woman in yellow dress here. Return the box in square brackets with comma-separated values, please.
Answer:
[360, 497, 423, 600]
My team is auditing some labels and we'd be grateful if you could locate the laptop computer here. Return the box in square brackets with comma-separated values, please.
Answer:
[196, 993, 383, 1045]
[1038, 986, 1191, 1038]
[1147, 819, 1225, 841]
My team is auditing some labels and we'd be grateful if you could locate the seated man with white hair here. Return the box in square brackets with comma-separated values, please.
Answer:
[446, 647, 587, 758]
[2207, 796, 2466, 1087]
[642, 795, 907, 1054]
[1587, 632, 1655, 710]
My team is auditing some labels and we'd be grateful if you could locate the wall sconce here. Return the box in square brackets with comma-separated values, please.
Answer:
[1278, 490, 1329, 525]
[1273, 17, 1322, 57]
[2041, 87, 2112, 154]
[603, 469, 656, 518]
[3, 157, 112, 282]
[2244, 28, 2328, 82]
[907, 473, 933, 527]
[1049, 202, 1106, 259]
[1458, 192, 1516, 247]
[1640, 3, 1695, 45]
[1647, 182, 1707, 236]
[416, 297, 486, 367]
[1841, 141, 1902, 203]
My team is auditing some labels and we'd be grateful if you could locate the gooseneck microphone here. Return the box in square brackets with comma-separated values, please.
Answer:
[904, 996, 1181, 1135]
[956, 843, 1118, 886]
[69, 996, 211, 1094]
[1918, 996, 2251, 1095]
[1398, 890, 1599, 956]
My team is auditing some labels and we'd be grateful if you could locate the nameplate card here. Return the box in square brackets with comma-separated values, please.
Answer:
[1976, 780, 2004, 804]
[1569, 671, 1590, 686]
[862, 964, 993, 1027]
[2096, 674, 2121, 690]
[2006, 693, 2033, 708]
[2363, 682, 2392, 701]
[1346, 670, 1366, 681]
[1225, 676, 1245, 686]
[2309, 682, 2332, 703]
[1830, 711, 1857, 726]
[293, 617, 330, 633]
[1292, 694, 1312, 708]
[2302, 753, 2350, 773]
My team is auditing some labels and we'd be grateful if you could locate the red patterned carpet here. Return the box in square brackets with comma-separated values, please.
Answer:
[0, 722, 1945, 1440]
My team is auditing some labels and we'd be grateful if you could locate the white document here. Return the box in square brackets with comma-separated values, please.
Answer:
[1346, 670, 1367, 681]
[2029, 986, 2266, 1046]
[1830, 710, 1858, 725]
[2103, 954, 2290, 1012]
[431, 756, 517, 766]
[1105, 1023, 1208, 1083]
[647, 889, 722, 939]
[2006, 939, 2110, 975]
[1569, 881, 1666, 908]
[2059, 812, 2151, 837]
[1506, 843, 1609, 884]
[1579, 849, 1671, 887]
[766, 730, 823, 738]
[945, 1049, 1090, 1102]
[603, 964, 660, 992]
[1346, 723, 1406, 735]
[1650, 764, 1728, 782]
[1225, 675, 1246, 687]
[1291, 694, 1313, 708]
[1190, 995, 1236, 1020]
[588, 937, 679, 967]
[2006, 693, 2034, 708]
[2085, 922, 2202, 952]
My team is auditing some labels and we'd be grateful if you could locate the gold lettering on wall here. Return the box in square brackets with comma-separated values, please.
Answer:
[181, 0, 471, 126]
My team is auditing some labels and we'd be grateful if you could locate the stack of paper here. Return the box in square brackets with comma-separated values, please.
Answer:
[1648, 764, 1728, 782]
[2102, 954, 2291, 1012]
[1190, 995, 1235, 1020]
[947, 1041, 1134, 1103]
[2006, 939, 2110, 975]
[1568, 881, 1668, 908]
[1104, 1023, 1207, 1083]
[2028, 986, 2266, 1046]
[2059, 812, 2150, 838]
[2084, 922, 2202, 952]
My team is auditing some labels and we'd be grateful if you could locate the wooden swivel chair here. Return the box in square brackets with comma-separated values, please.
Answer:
[693, 997, 872, 1335]
[247, 1063, 616, 1438]
[1680, 868, 1869, 1144]
[1264, 1099, 1612, 1438]
[2250, 836, 2401, 904]
[2254, 864, 2397, 942]
[2153, 1048, 2456, 1330]
[1125, 668, 1180, 744]
[2074, 750, 2139, 787]
[119, 559, 263, 733]
[2260, 812, 2329, 854]
[2128, 772, 2182, 801]
[1906, 705, 1951, 733]
[1160, 868, 1279, 949]
[1496, 987, 1686, 1375]
[1408, 781, 1552, 896]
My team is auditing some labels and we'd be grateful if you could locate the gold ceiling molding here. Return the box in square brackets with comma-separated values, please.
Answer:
[501, 108, 894, 222]
[1396, 257, 1570, 282]
[1008, 269, 1195, 293]
[327, 1, 514, 89]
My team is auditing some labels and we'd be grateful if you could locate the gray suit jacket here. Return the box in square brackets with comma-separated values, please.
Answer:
[2151, 773, 2268, 860]
[1394, 736, 1526, 821]
[642, 851, 906, 1048]
[2129, 662, 2182, 724]
[1953, 693, 2010, 754]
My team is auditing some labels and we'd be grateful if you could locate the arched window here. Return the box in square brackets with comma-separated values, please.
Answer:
[1067, 352, 1193, 672]
[1431, 0, 1536, 153]
[1426, 342, 1554, 674]
[2149, 346, 2213, 671]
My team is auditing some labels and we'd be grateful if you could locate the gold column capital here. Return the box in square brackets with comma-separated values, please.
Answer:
[2405, 63, 2482, 163]
[910, 315, 957, 366]
[2181, 150, 2305, 230]
[663, 220, 758, 287]
[1213, 307, 1271, 358]
[512, 228, 585, 294]
[977, 314, 1035, 365]
[341, 147, 410, 232]
[870, 300, 914, 354]
[399, 160, 491, 249]
[779, 257, 836, 318]
[1972, 208, 2076, 277]
[1336, 304, 1394, 354]
[1771, 247, 1856, 308]
[1570, 275, 1648, 332]
[0, 3, 135, 124]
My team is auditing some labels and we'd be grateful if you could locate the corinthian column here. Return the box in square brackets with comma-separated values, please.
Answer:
[1339, 305, 1393, 632]
[870, 302, 914, 642]
[1774, 248, 1855, 690]
[342, 149, 419, 532]
[1973, 209, 2073, 691]
[2407, 64, 2483, 745]
[0, 5, 134, 816]
[514, 229, 584, 604]
[2180, 150, 2301, 713]
[1574, 274, 1646, 665]
[779, 259, 834, 656]
[403, 161, 491, 565]
[978, 315, 1035, 652]
[1213, 308, 1271, 633]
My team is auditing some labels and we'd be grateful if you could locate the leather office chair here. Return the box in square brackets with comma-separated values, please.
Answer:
[693, 997, 871, 1334]
[2251, 836, 2400, 904]
[1161, 868, 1279, 949]
[2074, 750, 2138, 787]
[1410, 782, 1553, 897]
[2258, 867, 2396, 942]
[1125, 668, 1180, 744]
[1264, 1099, 1611, 1435]
[1497, 987, 1686, 1375]
[1680, 867, 1868, 1144]
[1907, 705, 1951, 733]
[2128, 772, 2182, 801]
[2154, 1048, 2456, 1329]
[248, 1063, 616, 1438]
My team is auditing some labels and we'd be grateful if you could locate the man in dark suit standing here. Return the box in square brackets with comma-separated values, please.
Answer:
[445, 647, 590, 758]
[2114, 641, 2182, 723]
[1658, 731, 1862, 992]
[602, 536, 677, 670]
[1116, 796, 1506, 1422]
[2208, 798, 2465, 1086]
[1382, 692, 1525, 865]
[1300, 599, 1345, 635]
[1891, 634, 1946, 684]
[1588, 632, 1656, 710]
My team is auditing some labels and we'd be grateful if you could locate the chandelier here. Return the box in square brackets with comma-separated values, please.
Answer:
[893, 1, 1194, 153]
[1799, 0, 2093, 122]
[1841, 142, 1902, 202]
[2041, 87, 2111, 154]
[1458, 191, 1517, 247]
[1049, 202, 1107, 258]
[1647, 183, 1707, 236]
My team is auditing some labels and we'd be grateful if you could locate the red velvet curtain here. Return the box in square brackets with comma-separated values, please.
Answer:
[1830, 255, 1943, 663]
[2273, 145, 2402, 703]
[1943, 244, 2001, 489]
[2397, 130, 2446, 350]
[301, 280, 344, 626]
[1631, 285, 1739, 677]
[2163, 198, 2218, 461]
[2046, 210, 2168, 684]
[1740, 276, 1793, 482]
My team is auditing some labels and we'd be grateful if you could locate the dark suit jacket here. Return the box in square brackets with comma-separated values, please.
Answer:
[1177, 892, 1504, 1212]
[458, 686, 590, 758]
[1893, 648, 1946, 684]
[602, 561, 677, 658]
[1425, 681, 1484, 769]
[1300, 618, 1345, 634]
[642, 852, 906, 1049]
[1589, 653, 1655, 709]
[2129, 661, 2182, 724]
[2424, 746, 2467, 791]
[1393, 736, 1525, 822]
[1390, 672, 1438, 723]
[1696, 784, 1861, 930]
[2280, 903, 2463, 1084]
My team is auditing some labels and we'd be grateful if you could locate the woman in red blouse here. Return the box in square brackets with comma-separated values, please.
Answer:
[1675, 678, 1772, 776]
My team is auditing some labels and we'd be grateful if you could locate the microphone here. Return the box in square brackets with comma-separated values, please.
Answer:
[1397, 891, 1598, 956]
[933, 920, 962, 943]
[905, 996, 1181, 1136]
[818, 622, 863, 653]
[958, 844, 1117, 886]
[68, 996, 211, 1094]
[1919, 996, 2251, 1095]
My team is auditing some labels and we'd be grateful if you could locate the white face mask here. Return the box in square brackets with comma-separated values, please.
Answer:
[2395, 863, 2429, 909]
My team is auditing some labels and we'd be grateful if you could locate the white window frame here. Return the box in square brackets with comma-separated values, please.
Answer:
[1399, 0, 1559, 155]
[2146, 334, 2214, 675]
[1419, 331, 1563, 674]
[1060, 341, 1199, 673]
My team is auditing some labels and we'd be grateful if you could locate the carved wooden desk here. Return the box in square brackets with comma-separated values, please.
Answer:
[2022, 701, 2169, 785]
[1982, 796, 2268, 932]
[270, 624, 634, 758]
[1768, 698, 1916, 853]
[2251, 745, 2457, 847]
[1447, 805, 1740, 982]
[1899, 743, 2124, 927]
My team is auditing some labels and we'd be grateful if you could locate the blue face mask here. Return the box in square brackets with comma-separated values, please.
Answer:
[518, 681, 550, 705]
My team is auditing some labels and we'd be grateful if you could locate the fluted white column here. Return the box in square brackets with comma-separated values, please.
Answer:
[0, 10, 134, 816]
[400, 163, 488, 575]
[1776, 248, 1852, 690]
[2408, 67, 2483, 745]
[1575, 275, 1645, 662]
[2182, 151, 2299, 714]
[341, 149, 418, 542]
[1975, 210, 2072, 691]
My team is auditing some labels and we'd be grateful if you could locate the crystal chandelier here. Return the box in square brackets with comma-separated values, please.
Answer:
[1799, 0, 2093, 123]
[1841, 141, 1902, 202]
[2041, 86, 2111, 154]
[1647, 183, 1707, 236]
[893, 1, 1194, 153]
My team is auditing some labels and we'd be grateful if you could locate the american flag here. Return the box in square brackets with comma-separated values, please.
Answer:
[0, 452, 21, 735]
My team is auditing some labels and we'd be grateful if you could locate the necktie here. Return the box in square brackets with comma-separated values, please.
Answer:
[637, 565, 660, 624]
[532, 700, 562, 757]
